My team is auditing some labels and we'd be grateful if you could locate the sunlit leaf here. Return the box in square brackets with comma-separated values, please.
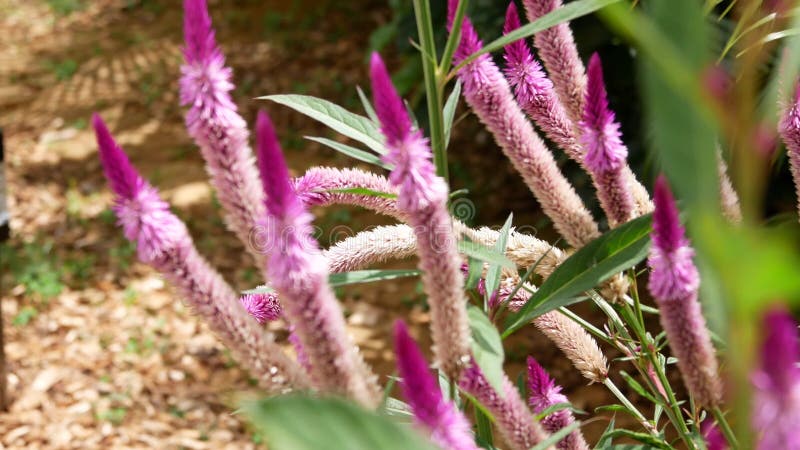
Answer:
[305, 136, 390, 169]
[468, 305, 505, 395]
[328, 270, 421, 287]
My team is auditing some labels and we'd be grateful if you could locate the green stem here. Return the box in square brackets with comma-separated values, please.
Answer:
[411, 0, 448, 182]
[440, 0, 467, 76]
[712, 407, 739, 450]
[602, 378, 655, 434]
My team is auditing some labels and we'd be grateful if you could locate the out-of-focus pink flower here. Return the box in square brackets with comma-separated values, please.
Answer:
[647, 176, 722, 407]
[527, 357, 589, 450]
[371, 53, 471, 379]
[239, 291, 282, 324]
[752, 308, 800, 450]
[255, 110, 380, 407]
[394, 321, 479, 450]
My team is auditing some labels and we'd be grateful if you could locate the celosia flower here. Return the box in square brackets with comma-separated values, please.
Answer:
[371, 52, 471, 379]
[93, 113, 309, 393]
[580, 53, 634, 227]
[323, 224, 418, 273]
[532, 312, 608, 384]
[522, 0, 586, 125]
[647, 176, 722, 407]
[448, 1, 600, 248]
[527, 357, 589, 450]
[702, 420, 728, 450]
[777, 82, 800, 222]
[717, 153, 741, 223]
[394, 321, 479, 450]
[293, 166, 401, 219]
[503, 2, 581, 162]
[255, 110, 380, 407]
[239, 291, 282, 324]
[180, 0, 266, 259]
[459, 359, 549, 450]
[752, 308, 800, 450]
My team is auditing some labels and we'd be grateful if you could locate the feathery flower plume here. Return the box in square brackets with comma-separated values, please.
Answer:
[459, 360, 550, 450]
[752, 308, 800, 450]
[532, 312, 608, 384]
[293, 167, 402, 219]
[522, 0, 586, 125]
[778, 82, 800, 222]
[394, 321, 479, 450]
[255, 110, 380, 407]
[93, 113, 309, 393]
[717, 153, 742, 223]
[239, 291, 282, 324]
[502, 5, 652, 217]
[527, 357, 590, 450]
[324, 224, 417, 273]
[449, 2, 599, 248]
[371, 53, 471, 379]
[648, 176, 722, 407]
[180, 0, 267, 261]
[580, 53, 634, 227]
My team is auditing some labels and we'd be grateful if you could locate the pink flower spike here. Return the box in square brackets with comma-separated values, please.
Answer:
[394, 321, 479, 450]
[239, 291, 282, 324]
[581, 53, 627, 174]
[778, 81, 800, 222]
[527, 357, 589, 450]
[256, 110, 301, 220]
[752, 308, 800, 450]
[93, 114, 142, 201]
[369, 53, 413, 146]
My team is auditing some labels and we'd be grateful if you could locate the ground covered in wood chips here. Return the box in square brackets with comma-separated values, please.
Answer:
[0, 1, 655, 448]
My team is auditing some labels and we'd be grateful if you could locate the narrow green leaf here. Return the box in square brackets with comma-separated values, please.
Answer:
[619, 371, 659, 404]
[468, 305, 505, 395]
[599, 429, 672, 449]
[503, 214, 653, 337]
[381, 397, 414, 422]
[262, 94, 386, 154]
[465, 256, 483, 290]
[305, 136, 390, 169]
[759, 9, 800, 126]
[453, 0, 622, 71]
[328, 270, 421, 287]
[484, 214, 513, 310]
[474, 406, 494, 448]
[241, 285, 274, 295]
[241, 395, 439, 450]
[535, 402, 584, 420]
[443, 80, 461, 147]
[528, 421, 582, 450]
[323, 187, 398, 199]
[457, 240, 515, 269]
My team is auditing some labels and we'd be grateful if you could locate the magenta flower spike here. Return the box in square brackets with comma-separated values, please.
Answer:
[580, 53, 634, 227]
[503, 2, 582, 162]
[522, 0, 587, 125]
[752, 308, 800, 450]
[93, 113, 309, 393]
[371, 53, 471, 379]
[239, 291, 282, 324]
[255, 110, 380, 407]
[293, 166, 402, 219]
[459, 360, 550, 450]
[702, 421, 729, 450]
[647, 176, 722, 407]
[527, 357, 589, 450]
[180, 0, 267, 262]
[448, 3, 599, 248]
[778, 82, 800, 222]
[394, 321, 479, 450]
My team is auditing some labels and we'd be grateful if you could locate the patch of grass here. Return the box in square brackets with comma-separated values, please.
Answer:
[2, 241, 64, 300]
[12, 306, 38, 326]
[109, 240, 136, 271]
[46, 0, 83, 16]
[123, 287, 138, 306]
[97, 407, 127, 425]
[64, 254, 95, 287]
[45, 59, 79, 81]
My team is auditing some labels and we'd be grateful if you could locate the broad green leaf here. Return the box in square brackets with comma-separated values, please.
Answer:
[484, 214, 513, 309]
[323, 187, 398, 199]
[453, 0, 622, 70]
[305, 136, 390, 169]
[262, 94, 386, 154]
[528, 421, 582, 450]
[457, 240, 515, 269]
[443, 80, 461, 147]
[241, 395, 438, 450]
[381, 397, 414, 422]
[328, 270, 421, 287]
[468, 305, 505, 395]
[503, 214, 653, 338]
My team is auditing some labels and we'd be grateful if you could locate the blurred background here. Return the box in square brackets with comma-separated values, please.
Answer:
[0, 0, 797, 448]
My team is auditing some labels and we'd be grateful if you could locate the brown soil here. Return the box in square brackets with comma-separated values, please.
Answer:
[0, 0, 656, 448]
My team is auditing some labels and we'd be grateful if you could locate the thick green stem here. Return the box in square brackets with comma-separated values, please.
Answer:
[412, 0, 448, 182]
[712, 407, 739, 450]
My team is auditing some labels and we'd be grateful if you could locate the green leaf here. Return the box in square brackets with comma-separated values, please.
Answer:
[465, 256, 483, 291]
[328, 270, 421, 287]
[305, 136, 390, 169]
[619, 371, 659, 405]
[468, 305, 505, 395]
[484, 214, 513, 309]
[457, 239, 515, 269]
[599, 429, 672, 449]
[262, 94, 386, 154]
[381, 397, 414, 422]
[356, 86, 379, 123]
[443, 80, 461, 147]
[241, 395, 439, 450]
[474, 406, 494, 448]
[453, 0, 622, 70]
[759, 9, 800, 126]
[528, 421, 582, 450]
[535, 402, 584, 420]
[323, 187, 398, 199]
[503, 214, 653, 338]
